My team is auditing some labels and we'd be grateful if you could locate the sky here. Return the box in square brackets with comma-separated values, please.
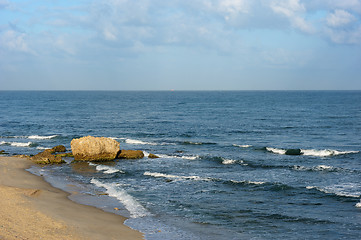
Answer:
[0, 0, 361, 90]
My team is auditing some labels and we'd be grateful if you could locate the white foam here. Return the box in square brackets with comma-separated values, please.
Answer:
[89, 163, 124, 174]
[156, 154, 199, 160]
[233, 144, 252, 148]
[125, 139, 158, 146]
[356, 200, 361, 208]
[266, 147, 286, 155]
[144, 172, 211, 181]
[222, 159, 237, 165]
[90, 179, 149, 218]
[301, 149, 359, 157]
[36, 146, 51, 150]
[293, 165, 336, 172]
[306, 184, 361, 198]
[230, 180, 266, 185]
[266, 147, 359, 157]
[0, 141, 33, 147]
[27, 135, 58, 140]
[96, 165, 124, 174]
[314, 165, 334, 171]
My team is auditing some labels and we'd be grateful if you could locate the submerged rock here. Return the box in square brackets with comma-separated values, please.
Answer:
[117, 150, 144, 159]
[0, 150, 8, 155]
[285, 149, 302, 155]
[71, 136, 120, 161]
[148, 153, 159, 159]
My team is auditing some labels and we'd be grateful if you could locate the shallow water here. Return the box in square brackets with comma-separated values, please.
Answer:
[1, 91, 361, 239]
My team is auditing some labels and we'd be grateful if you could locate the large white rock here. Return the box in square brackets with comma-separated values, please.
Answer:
[71, 136, 120, 161]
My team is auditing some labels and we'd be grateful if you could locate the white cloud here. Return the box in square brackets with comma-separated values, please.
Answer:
[0, 30, 33, 54]
[325, 25, 361, 44]
[326, 9, 356, 27]
[270, 0, 314, 33]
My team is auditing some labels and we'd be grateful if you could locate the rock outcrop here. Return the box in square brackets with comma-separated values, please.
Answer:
[31, 149, 65, 164]
[51, 145, 66, 153]
[148, 153, 159, 159]
[285, 149, 302, 155]
[71, 136, 120, 161]
[117, 150, 144, 159]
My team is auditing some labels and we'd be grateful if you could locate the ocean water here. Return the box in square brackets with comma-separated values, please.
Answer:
[1, 91, 361, 239]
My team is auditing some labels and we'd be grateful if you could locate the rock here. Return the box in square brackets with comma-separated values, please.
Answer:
[285, 149, 302, 155]
[71, 136, 120, 161]
[57, 152, 74, 158]
[31, 149, 65, 164]
[148, 153, 159, 159]
[117, 150, 144, 159]
[51, 145, 66, 153]
[0, 150, 8, 155]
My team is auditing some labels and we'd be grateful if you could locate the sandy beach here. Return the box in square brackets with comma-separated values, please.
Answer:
[0, 156, 144, 240]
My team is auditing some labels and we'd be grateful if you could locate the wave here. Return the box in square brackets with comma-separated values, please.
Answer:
[356, 200, 361, 208]
[293, 165, 339, 172]
[233, 144, 252, 148]
[90, 178, 150, 218]
[181, 141, 216, 145]
[156, 154, 200, 160]
[89, 163, 124, 174]
[144, 171, 267, 187]
[27, 135, 58, 140]
[0, 141, 35, 147]
[144, 171, 212, 181]
[111, 137, 169, 146]
[306, 184, 361, 198]
[266, 147, 359, 157]
[125, 138, 158, 146]
[222, 159, 237, 165]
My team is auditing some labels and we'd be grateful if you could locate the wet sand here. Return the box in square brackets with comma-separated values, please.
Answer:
[0, 156, 144, 240]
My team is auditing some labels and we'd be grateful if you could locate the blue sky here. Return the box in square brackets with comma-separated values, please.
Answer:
[1, 0, 361, 90]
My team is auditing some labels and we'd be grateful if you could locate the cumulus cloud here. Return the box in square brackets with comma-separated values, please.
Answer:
[326, 9, 357, 27]
[0, 30, 33, 54]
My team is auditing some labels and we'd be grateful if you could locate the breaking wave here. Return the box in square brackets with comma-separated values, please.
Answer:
[306, 184, 361, 198]
[89, 163, 124, 174]
[27, 135, 58, 140]
[266, 147, 359, 157]
[233, 144, 252, 148]
[144, 172, 267, 187]
[90, 179, 150, 218]
[0, 141, 36, 147]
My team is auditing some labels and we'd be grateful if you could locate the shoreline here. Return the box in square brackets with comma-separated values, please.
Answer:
[0, 156, 144, 240]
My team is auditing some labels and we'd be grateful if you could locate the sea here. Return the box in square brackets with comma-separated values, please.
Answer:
[0, 91, 360, 240]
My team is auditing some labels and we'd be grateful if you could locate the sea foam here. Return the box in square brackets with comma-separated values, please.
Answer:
[266, 147, 359, 157]
[306, 184, 361, 198]
[233, 144, 252, 148]
[144, 172, 212, 182]
[27, 135, 58, 140]
[89, 163, 124, 174]
[90, 178, 150, 218]
[0, 141, 33, 147]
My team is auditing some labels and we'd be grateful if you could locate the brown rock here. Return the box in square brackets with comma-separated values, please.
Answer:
[31, 150, 65, 164]
[57, 152, 74, 158]
[71, 136, 120, 161]
[51, 145, 66, 153]
[117, 150, 144, 159]
[148, 153, 159, 159]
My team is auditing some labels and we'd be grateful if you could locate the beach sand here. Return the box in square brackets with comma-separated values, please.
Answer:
[0, 156, 144, 240]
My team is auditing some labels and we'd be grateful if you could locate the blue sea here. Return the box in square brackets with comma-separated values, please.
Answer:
[1, 91, 361, 239]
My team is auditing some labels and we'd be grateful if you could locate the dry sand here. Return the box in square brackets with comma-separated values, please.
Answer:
[0, 156, 144, 240]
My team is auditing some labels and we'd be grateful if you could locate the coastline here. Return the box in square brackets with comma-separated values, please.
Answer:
[0, 156, 144, 240]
